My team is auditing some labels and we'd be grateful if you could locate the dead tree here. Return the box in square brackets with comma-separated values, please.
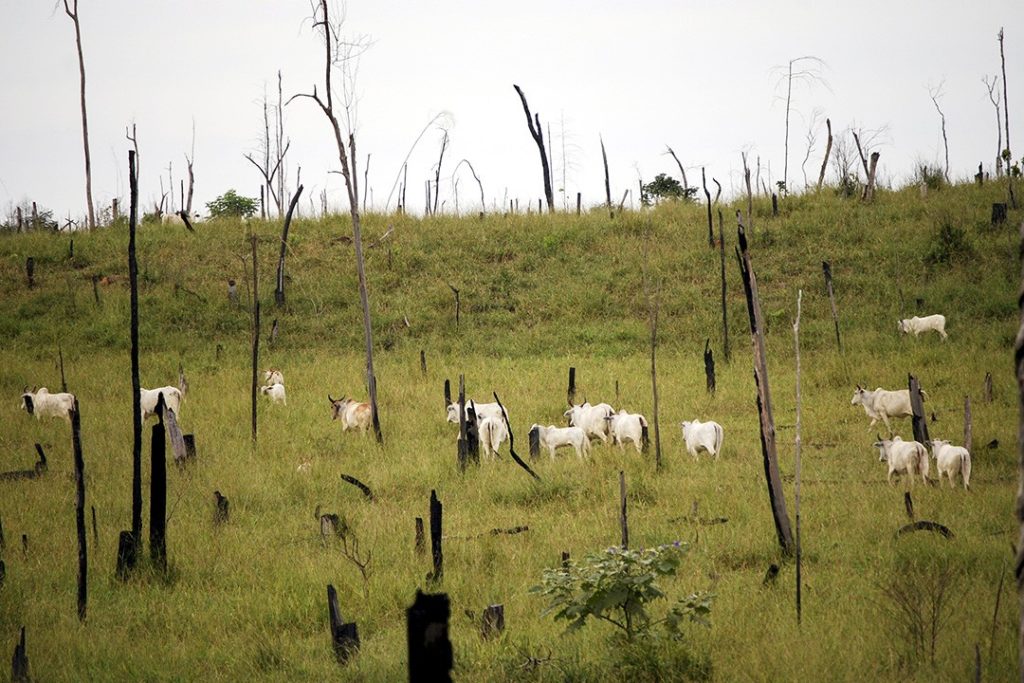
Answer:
[407, 590, 453, 683]
[909, 374, 930, 447]
[999, 29, 1016, 208]
[71, 399, 87, 620]
[601, 135, 612, 218]
[793, 290, 803, 624]
[250, 233, 260, 444]
[62, 0, 95, 230]
[274, 184, 305, 307]
[718, 207, 729, 361]
[1013, 214, 1024, 677]
[929, 84, 951, 183]
[741, 152, 754, 233]
[736, 227, 794, 554]
[128, 149, 143, 569]
[512, 85, 554, 212]
[327, 584, 360, 663]
[184, 121, 196, 216]
[452, 159, 485, 214]
[702, 168, 713, 247]
[852, 131, 881, 201]
[776, 56, 827, 193]
[433, 130, 448, 215]
[291, 0, 382, 443]
[817, 118, 833, 190]
[665, 145, 688, 191]
[244, 141, 290, 218]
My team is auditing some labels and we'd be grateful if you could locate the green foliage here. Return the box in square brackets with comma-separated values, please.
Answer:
[531, 544, 713, 642]
[914, 164, 946, 191]
[642, 173, 697, 205]
[926, 219, 974, 265]
[206, 189, 259, 218]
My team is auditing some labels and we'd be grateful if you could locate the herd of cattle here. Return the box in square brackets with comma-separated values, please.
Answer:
[15, 312, 970, 488]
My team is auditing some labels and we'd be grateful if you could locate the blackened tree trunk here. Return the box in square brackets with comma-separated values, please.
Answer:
[512, 85, 554, 212]
[71, 399, 87, 621]
[128, 150, 143, 564]
[718, 209, 730, 361]
[601, 135, 612, 218]
[817, 118, 832, 191]
[275, 184, 305, 307]
[250, 234, 260, 444]
[702, 168, 713, 247]
[1014, 216, 1024, 678]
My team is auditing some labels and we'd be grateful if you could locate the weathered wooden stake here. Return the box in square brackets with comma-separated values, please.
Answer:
[420, 350, 427, 376]
[822, 261, 843, 354]
[567, 366, 576, 406]
[327, 584, 360, 663]
[21, 534, 27, 556]
[115, 531, 135, 580]
[91, 274, 99, 305]
[0, 514, 5, 550]
[149, 396, 167, 572]
[964, 395, 973, 455]
[703, 339, 715, 393]
[429, 490, 443, 583]
[71, 399, 87, 621]
[407, 590, 453, 683]
[251, 235, 260, 445]
[58, 345, 67, 392]
[466, 401, 480, 465]
[11, 626, 29, 682]
[619, 470, 629, 549]
[443, 378, 452, 407]
[415, 517, 425, 555]
[985, 372, 993, 402]
[481, 604, 505, 639]
[771, 193, 779, 216]
[183, 434, 196, 461]
[909, 374, 930, 447]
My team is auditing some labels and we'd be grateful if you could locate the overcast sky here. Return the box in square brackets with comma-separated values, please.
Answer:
[1, 1, 1021, 221]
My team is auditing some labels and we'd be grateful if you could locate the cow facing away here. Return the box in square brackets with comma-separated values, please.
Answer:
[530, 424, 590, 460]
[329, 395, 372, 434]
[608, 410, 648, 453]
[929, 439, 971, 490]
[564, 401, 615, 444]
[20, 387, 76, 421]
[681, 419, 724, 459]
[263, 368, 284, 386]
[446, 400, 506, 424]
[478, 415, 509, 459]
[139, 386, 183, 421]
[850, 385, 922, 434]
[898, 314, 948, 340]
[874, 436, 929, 486]
[260, 383, 287, 405]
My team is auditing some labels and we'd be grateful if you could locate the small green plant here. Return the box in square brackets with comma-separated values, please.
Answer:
[206, 189, 259, 218]
[926, 220, 974, 265]
[642, 173, 698, 205]
[914, 164, 946, 190]
[531, 543, 713, 642]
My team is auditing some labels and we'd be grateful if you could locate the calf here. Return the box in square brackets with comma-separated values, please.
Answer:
[263, 368, 284, 385]
[564, 401, 615, 444]
[608, 410, 648, 453]
[681, 419, 724, 459]
[260, 383, 287, 405]
[139, 386, 183, 420]
[530, 424, 590, 460]
[20, 387, 76, 422]
[478, 415, 509, 459]
[898, 314, 948, 340]
[874, 436, 929, 486]
[329, 395, 372, 434]
[850, 385, 922, 434]
[929, 439, 971, 490]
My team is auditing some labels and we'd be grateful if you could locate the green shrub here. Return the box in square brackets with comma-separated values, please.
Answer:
[926, 220, 974, 265]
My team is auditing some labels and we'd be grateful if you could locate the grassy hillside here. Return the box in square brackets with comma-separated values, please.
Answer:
[0, 183, 1020, 681]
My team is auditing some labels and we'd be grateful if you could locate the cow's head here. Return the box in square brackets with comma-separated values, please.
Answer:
[446, 402, 461, 424]
[850, 385, 866, 405]
[20, 387, 35, 415]
[328, 394, 347, 420]
[897, 319, 907, 334]
[872, 436, 891, 461]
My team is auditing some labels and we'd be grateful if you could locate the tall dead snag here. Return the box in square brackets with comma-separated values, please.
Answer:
[62, 0, 95, 230]
[11, 627, 29, 682]
[250, 234, 260, 444]
[665, 145, 689, 193]
[327, 584, 360, 663]
[71, 398, 87, 621]
[291, 0, 382, 443]
[643, 235, 663, 470]
[822, 261, 843, 354]
[1014, 218, 1024, 676]
[817, 118, 833, 191]
[999, 29, 1017, 208]
[127, 150, 143, 569]
[793, 290, 803, 625]
[718, 207, 729, 361]
[908, 375, 930, 447]
[702, 168, 713, 247]
[852, 132, 881, 202]
[601, 135, 612, 218]
[704, 339, 715, 393]
[150, 397, 167, 573]
[429, 490, 443, 583]
[736, 227, 794, 554]
[512, 85, 554, 212]
[274, 184, 305, 307]
[433, 130, 448, 215]
[929, 85, 951, 183]
[740, 152, 754, 233]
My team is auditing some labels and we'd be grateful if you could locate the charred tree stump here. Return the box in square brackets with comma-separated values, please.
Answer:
[340, 474, 375, 502]
[214, 491, 229, 525]
[11, 626, 29, 683]
[466, 402, 480, 466]
[904, 491, 915, 520]
[420, 350, 427, 377]
[567, 367, 576, 406]
[561, 551, 570, 568]
[481, 604, 505, 639]
[429, 490, 443, 584]
[71, 399, 87, 621]
[576, 192, 581, 215]
[719, 208, 730, 362]
[183, 434, 196, 462]
[407, 590, 453, 683]
[443, 378, 452, 408]
[327, 584, 360, 663]
[702, 167, 714, 247]
[772, 193, 779, 217]
[909, 374, 930, 447]
[822, 261, 844, 355]
[985, 371, 993, 402]
[128, 149, 143, 568]
[415, 517, 425, 555]
[619, 470, 629, 549]
[704, 339, 716, 393]
[115, 531, 135, 581]
[149, 398, 167, 572]
[21, 535, 27, 557]
[165, 408, 187, 465]
[528, 425, 540, 459]
[25, 257, 34, 289]
[993, 203, 1008, 226]
[494, 392, 541, 481]
[457, 376, 468, 472]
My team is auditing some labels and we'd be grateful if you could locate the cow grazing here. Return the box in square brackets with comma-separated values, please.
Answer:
[898, 314, 948, 340]
[260, 383, 287, 405]
[681, 419, 724, 459]
[608, 410, 648, 453]
[139, 386, 183, 420]
[263, 368, 284, 385]
[850, 385, 923, 433]
[329, 395, 372, 434]
[20, 387, 75, 421]
[874, 436, 930, 486]
[929, 439, 971, 490]
[478, 415, 510, 459]
[530, 424, 590, 460]
[564, 401, 615, 444]
[446, 400, 506, 424]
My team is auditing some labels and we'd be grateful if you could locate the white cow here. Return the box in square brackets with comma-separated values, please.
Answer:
[929, 439, 972, 490]
[564, 401, 615, 444]
[531, 424, 590, 460]
[898, 314, 948, 340]
[263, 368, 284, 385]
[874, 436, 930, 486]
[20, 387, 76, 421]
[850, 385, 923, 433]
[161, 211, 200, 226]
[329, 395, 372, 434]
[681, 419, 724, 459]
[608, 410, 648, 453]
[139, 386, 183, 420]
[478, 415, 509, 459]
[446, 400, 506, 424]
[260, 383, 287, 405]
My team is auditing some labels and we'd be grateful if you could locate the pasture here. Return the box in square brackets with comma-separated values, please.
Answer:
[0, 183, 1020, 680]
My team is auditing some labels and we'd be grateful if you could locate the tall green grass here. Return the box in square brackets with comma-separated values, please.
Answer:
[0, 183, 1019, 680]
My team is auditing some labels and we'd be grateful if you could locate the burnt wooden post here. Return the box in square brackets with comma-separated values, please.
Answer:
[31, 202, 37, 228]
[111, 198, 119, 222]
[528, 425, 540, 459]
[992, 202, 1008, 225]
[149, 396, 167, 572]
[429, 490, 443, 583]
[822, 261, 843, 354]
[718, 208, 730, 361]
[183, 434, 196, 461]
[465, 402, 480, 465]
[165, 408, 187, 465]
[11, 626, 29, 682]
[481, 604, 505, 639]
[128, 149, 143, 568]
[561, 551, 570, 568]
[619, 470, 629, 548]
[771, 193, 779, 216]
[269, 319, 278, 346]
[702, 167, 714, 247]
[71, 399, 87, 621]
[25, 257, 34, 289]
[964, 395, 973, 455]
[15, 206, 22, 232]
[567, 366, 576, 406]
[91, 274, 100, 305]
[250, 235, 260, 445]
[443, 378, 452, 408]
[115, 531, 135, 580]
[737, 226, 795, 554]
[91, 505, 97, 545]
[704, 339, 716, 393]
[415, 517, 425, 555]
[58, 346, 67, 392]
[904, 491, 915, 520]
[407, 590, 453, 683]
[576, 192, 581, 215]
[908, 374, 930, 447]
[420, 350, 427, 377]
[0, 561, 5, 590]
[984, 372, 993, 402]
[214, 491, 229, 525]
[457, 376, 468, 471]
[274, 184, 304, 307]
[327, 584, 360, 663]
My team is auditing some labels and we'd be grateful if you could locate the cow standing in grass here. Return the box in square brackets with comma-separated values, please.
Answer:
[330, 395, 372, 434]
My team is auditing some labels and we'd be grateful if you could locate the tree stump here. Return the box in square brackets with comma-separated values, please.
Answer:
[992, 203, 1008, 225]
[481, 604, 505, 639]
[429, 490, 443, 583]
[11, 626, 29, 682]
[327, 584, 360, 663]
[214, 491, 230, 525]
[703, 339, 715, 393]
[407, 590, 453, 683]
[415, 517, 425, 555]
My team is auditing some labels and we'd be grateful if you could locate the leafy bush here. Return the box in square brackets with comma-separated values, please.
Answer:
[531, 543, 713, 642]
[914, 164, 946, 190]
[206, 189, 259, 218]
[642, 173, 698, 205]
[926, 220, 974, 265]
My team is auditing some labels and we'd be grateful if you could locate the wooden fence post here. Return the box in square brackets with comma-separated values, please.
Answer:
[457, 376, 468, 471]
[11, 626, 29, 682]
[576, 192, 581, 215]
[704, 339, 715, 393]
[327, 584, 360, 663]
[415, 517, 425, 555]
[407, 590, 453, 683]
[993, 203, 1008, 225]
[908, 374, 930, 446]
[420, 350, 427, 377]
[128, 148, 143, 570]
[149, 397, 167, 572]
[964, 395, 973, 454]
[822, 261, 843, 354]
[793, 290, 803, 625]
[71, 399, 87, 621]
[429, 490, 443, 583]
[619, 471, 629, 549]
[567, 367, 576, 406]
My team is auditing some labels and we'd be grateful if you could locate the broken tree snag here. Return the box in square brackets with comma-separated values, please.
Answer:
[128, 149, 143, 565]
[702, 167, 714, 247]
[895, 521, 954, 540]
[493, 392, 541, 480]
[115, 531, 135, 581]
[165, 408, 187, 465]
[704, 339, 716, 393]
[407, 590, 453, 683]
[481, 604, 505, 639]
[741, 152, 754, 233]
[213, 491, 230, 525]
[817, 118, 833, 191]
[415, 517, 425, 555]
[11, 626, 29, 682]
[149, 397, 167, 572]
[512, 85, 554, 212]
[466, 402, 480, 465]
[822, 261, 843, 354]
[736, 226, 795, 554]
[528, 425, 540, 459]
[567, 366, 576, 406]
[601, 135, 612, 218]
[275, 183, 305, 308]
[993, 203, 1008, 226]
[183, 434, 197, 462]
[327, 584, 360, 664]
[904, 491, 915, 520]
[863, 151, 880, 202]
[718, 208, 729, 362]
[908, 374, 930, 446]
[429, 490, 443, 583]
[340, 474, 375, 502]
[619, 470, 629, 549]
[985, 372, 993, 402]
[25, 257, 34, 289]
[457, 375, 468, 472]
[443, 378, 451, 407]
[771, 193, 778, 217]
[250, 234, 260, 445]
[420, 350, 427, 377]
[561, 551, 570, 568]
[71, 399, 87, 621]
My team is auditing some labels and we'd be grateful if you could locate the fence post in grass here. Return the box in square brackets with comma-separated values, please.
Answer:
[213, 491, 230, 525]
[567, 367, 576, 406]
[481, 604, 505, 639]
[128, 149, 143, 569]
[429, 490, 443, 583]
[415, 517, 425, 555]
[561, 551, 570, 568]
[993, 202, 1008, 226]
[736, 226, 795, 555]
[443, 378, 451, 408]
[985, 372, 993, 403]
[91, 275, 100, 305]
[250, 234, 260, 445]
[327, 584, 360, 663]
[964, 395, 973, 455]
[528, 426, 540, 459]
[704, 339, 715, 393]
[619, 470, 629, 549]
[793, 290, 803, 625]
[447, 283, 460, 330]
[71, 398, 87, 621]
[21, 535, 27, 556]
[772, 193, 778, 217]
[407, 590, 453, 683]
[150, 395, 167, 572]
[576, 192, 581, 215]
[0, 561, 5, 590]
[457, 376, 468, 471]
[11, 626, 29, 682]
[908, 374, 930, 446]
[91, 505, 97, 545]
[25, 257, 34, 289]
[822, 261, 843, 355]
[420, 350, 427, 377]
[115, 531, 135, 580]
[466, 402, 480, 465]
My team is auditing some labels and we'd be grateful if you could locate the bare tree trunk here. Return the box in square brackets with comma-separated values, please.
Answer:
[433, 132, 447, 215]
[741, 152, 754, 233]
[817, 118, 833, 191]
[512, 85, 554, 212]
[930, 88, 951, 183]
[128, 150, 142, 565]
[275, 185, 305, 308]
[276, 71, 286, 217]
[1000, 29, 1017, 209]
[601, 135, 612, 218]
[719, 208, 729, 362]
[665, 146, 688, 192]
[1013, 218, 1024, 680]
[250, 234, 259, 444]
[363, 153, 370, 214]
[702, 168, 713, 248]
[63, 0, 95, 230]
[71, 398, 87, 620]
[793, 290, 803, 624]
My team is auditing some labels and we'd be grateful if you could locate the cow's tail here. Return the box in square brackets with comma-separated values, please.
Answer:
[961, 451, 972, 490]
